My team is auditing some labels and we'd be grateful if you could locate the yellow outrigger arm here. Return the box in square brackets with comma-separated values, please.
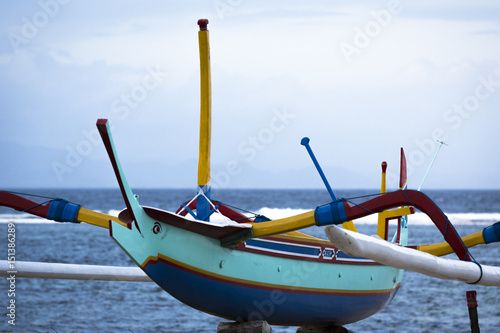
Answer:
[251, 211, 316, 238]
[249, 204, 500, 257]
[415, 221, 500, 256]
[248, 207, 412, 240]
[234, 189, 500, 261]
[76, 208, 125, 229]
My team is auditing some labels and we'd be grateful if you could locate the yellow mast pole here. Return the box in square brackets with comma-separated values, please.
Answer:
[377, 161, 388, 239]
[196, 19, 212, 220]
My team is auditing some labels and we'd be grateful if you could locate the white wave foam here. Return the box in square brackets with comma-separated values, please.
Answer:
[254, 207, 311, 220]
[0, 214, 57, 224]
[0, 210, 119, 224]
[107, 210, 121, 217]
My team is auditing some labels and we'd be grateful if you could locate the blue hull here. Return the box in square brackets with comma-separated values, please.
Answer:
[144, 254, 399, 326]
[110, 208, 404, 326]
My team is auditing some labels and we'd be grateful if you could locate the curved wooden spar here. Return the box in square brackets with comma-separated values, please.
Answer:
[0, 191, 124, 229]
[243, 189, 473, 261]
[197, 18, 212, 220]
[325, 226, 500, 286]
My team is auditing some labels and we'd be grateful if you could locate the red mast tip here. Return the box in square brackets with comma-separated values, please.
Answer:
[381, 161, 387, 173]
[198, 19, 209, 31]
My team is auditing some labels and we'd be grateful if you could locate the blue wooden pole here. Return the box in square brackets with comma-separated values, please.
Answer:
[301, 137, 337, 201]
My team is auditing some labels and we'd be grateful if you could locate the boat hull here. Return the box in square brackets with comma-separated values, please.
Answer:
[110, 212, 402, 326]
[144, 253, 400, 325]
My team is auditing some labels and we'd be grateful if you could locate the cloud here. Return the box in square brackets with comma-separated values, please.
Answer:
[396, 58, 500, 86]
[473, 29, 500, 35]
[0, 1, 499, 189]
[402, 3, 500, 22]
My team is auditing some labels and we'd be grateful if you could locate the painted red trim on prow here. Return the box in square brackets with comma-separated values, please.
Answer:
[96, 119, 137, 228]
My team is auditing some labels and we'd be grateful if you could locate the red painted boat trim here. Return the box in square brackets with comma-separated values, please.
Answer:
[96, 119, 135, 230]
[119, 206, 252, 240]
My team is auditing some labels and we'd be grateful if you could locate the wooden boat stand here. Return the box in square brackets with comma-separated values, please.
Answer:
[217, 321, 349, 333]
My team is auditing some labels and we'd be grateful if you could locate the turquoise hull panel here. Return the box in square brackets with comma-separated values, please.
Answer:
[110, 212, 403, 326]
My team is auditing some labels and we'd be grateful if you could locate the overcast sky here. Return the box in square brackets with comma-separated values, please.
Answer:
[1, 1, 499, 190]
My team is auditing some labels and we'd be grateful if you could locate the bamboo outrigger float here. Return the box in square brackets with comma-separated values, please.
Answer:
[1, 19, 500, 329]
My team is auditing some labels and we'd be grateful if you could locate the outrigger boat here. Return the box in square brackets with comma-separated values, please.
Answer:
[2, 19, 500, 329]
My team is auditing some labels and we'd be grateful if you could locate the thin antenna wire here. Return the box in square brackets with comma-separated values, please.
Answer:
[417, 140, 448, 191]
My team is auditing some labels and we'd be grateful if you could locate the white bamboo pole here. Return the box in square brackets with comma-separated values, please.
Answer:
[0, 260, 152, 282]
[325, 226, 500, 286]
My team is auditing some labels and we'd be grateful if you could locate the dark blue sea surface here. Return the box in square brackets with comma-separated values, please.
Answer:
[1, 188, 500, 332]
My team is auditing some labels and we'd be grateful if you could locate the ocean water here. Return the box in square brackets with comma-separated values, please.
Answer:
[1, 188, 500, 333]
